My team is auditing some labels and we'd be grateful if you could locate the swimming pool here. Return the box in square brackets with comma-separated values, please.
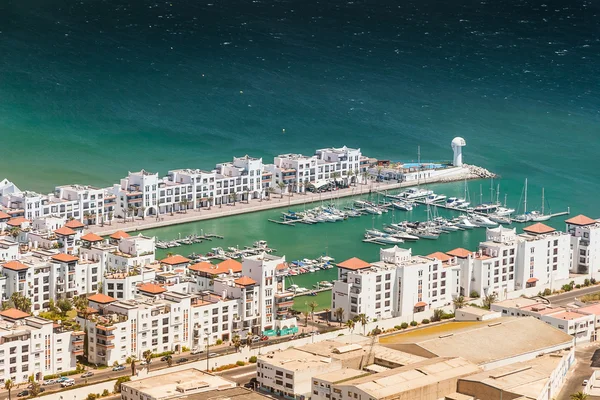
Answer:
[401, 163, 444, 169]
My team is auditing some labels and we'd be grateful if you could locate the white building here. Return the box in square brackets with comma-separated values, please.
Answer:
[0, 308, 80, 384]
[112, 170, 160, 219]
[566, 215, 600, 277]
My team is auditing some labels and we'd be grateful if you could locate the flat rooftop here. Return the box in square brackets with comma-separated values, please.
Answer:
[336, 357, 480, 399]
[382, 317, 573, 366]
[260, 348, 336, 372]
[123, 368, 234, 400]
[179, 387, 269, 400]
[458, 353, 567, 399]
[315, 368, 367, 384]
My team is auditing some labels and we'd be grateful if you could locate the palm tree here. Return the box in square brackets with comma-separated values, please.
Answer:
[335, 308, 345, 325]
[346, 169, 354, 186]
[229, 190, 237, 205]
[232, 335, 242, 352]
[267, 187, 276, 199]
[5, 379, 13, 400]
[361, 171, 369, 184]
[356, 313, 369, 335]
[140, 206, 146, 220]
[345, 320, 355, 335]
[142, 349, 153, 370]
[130, 357, 136, 376]
[166, 355, 173, 367]
[331, 172, 340, 187]
[482, 293, 497, 310]
[277, 182, 286, 198]
[298, 181, 304, 194]
[570, 392, 588, 400]
[127, 205, 134, 222]
[453, 295, 467, 310]
[207, 196, 214, 210]
[108, 211, 113, 225]
[324, 308, 331, 326]
[308, 301, 318, 321]
[431, 308, 444, 322]
[244, 189, 251, 203]
[74, 296, 90, 358]
[9, 227, 20, 242]
[302, 311, 309, 327]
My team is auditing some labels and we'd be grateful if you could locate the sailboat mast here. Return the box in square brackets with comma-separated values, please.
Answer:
[541, 188, 545, 215]
[496, 184, 500, 204]
[490, 178, 494, 203]
[524, 178, 528, 214]
[479, 184, 483, 205]
[504, 193, 507, 207]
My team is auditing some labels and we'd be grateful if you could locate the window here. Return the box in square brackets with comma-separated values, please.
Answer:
[286, 373, 293, 379]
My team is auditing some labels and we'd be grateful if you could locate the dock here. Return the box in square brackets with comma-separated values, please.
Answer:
[291, 287, 332, 298]
[268, 219, 296, 226]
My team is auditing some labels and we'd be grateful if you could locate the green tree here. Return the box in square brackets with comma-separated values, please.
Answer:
[57, 298, 73, 317]
[331, 172, 340, 187]
[207, 196, 214, 210]
[277, 182, 286, 198]
[346, 169, 354, 186]
[108, 211, 113, 225]
[431, 308, 444, 323]
[5, 379, 13, 400]
[114, 376, 131, 393]
[166, 355, 173, 367]
[324, 308, 331, 326]
[232, 335, 242, 352]
[229, 191, 237, 205]
[130, 357, 136, 376]
[9, 226, 20, 241]
[308, 301, 318, 321]
[362, 170, 369, 184]
[453, 295, 467, 310]
[302, 311, 309, 327]
[334, 308, 345, 326]
[345, 320, 355, 337]
[48, 299, 57, 314]
[244, 188, 251, 203]
[74, 296, 89, 359]
[356, 313, 369, 335]
[570, 392, 588, 400]
[267, 186, 276, 199]
[181, 198, 189, 213]
[482, 293, 497, 310]
[2, 292, 32, 313]
[142, 349, 153, 370]
[29, 380, 41, 397]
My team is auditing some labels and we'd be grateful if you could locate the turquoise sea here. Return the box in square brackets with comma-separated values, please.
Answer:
[2, 0, 600, 308]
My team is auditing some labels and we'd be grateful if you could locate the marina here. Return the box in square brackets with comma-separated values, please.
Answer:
[155, 232, 224, 249]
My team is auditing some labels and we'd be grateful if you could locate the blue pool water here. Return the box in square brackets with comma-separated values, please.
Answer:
[401, 163, 445, 169]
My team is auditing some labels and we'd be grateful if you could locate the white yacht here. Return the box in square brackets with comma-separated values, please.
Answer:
[425, 193, 447, 204]
[401, 188, 433, 199]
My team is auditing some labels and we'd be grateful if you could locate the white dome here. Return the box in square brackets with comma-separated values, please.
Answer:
[451, 137, 466, 147]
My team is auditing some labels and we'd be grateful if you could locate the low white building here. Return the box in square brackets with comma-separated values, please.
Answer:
[566, 215, 600, 277]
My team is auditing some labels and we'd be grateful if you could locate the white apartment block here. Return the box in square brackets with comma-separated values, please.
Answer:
[492, 298, 596, 344]
[266, 154, 319, 194]
[0, 308, 80, 384]
[566, 215, 600, 277]
[112, 170, 160, 220]
[315, 146, 362, 186]
[332, 246, 460, 322]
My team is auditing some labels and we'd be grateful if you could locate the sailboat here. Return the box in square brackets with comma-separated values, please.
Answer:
[513, 179, 530, 223]
[530, 188, 552, 222]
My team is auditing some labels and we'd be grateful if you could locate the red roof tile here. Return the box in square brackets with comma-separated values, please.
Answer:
[446, 248, 472, 259]
[81, 233, 104, 242]
[88, 293, 117, 304]
[527, 277, 539, 283]
[336, 257, 371, 270]
[188, 261, 215, 273]
[523, 223, 555, 235]
[109, 231, 130, 240]
[0, 211, 10, 220]
[234, 276, 257, 286]
[51, 253, 79, 263]
[65, 220, 85, 229]
[414, 301, 427, 308]
[160, 255, 191, 265]
[217, 258, 243, 272]
[276, 262, 288, 270]
[54, 227, 77, 236]
[138, 283, 167, 294]
[0, 308, 30, 320]
[2, 260, 30, 271]
[6, 217, 29, 226]
[427, 252, 452, 262]
[565, 215, 596, 226]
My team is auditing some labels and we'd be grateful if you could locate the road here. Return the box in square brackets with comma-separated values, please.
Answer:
[216, 364, 257, 386]
[557, 345, 600, 400]
[0, 337, 283, 398]
[548, 285, 600, 306]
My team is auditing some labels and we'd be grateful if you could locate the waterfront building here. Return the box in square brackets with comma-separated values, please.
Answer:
[215, 155, 264, 202]
[0, 308, 80, 384]
[112, 170, 160, 220]
[566, 214, 600, 277]
[103, 266, 157, 301]
[188, 258, 242, 292]
[106, 234, 156, 272]
[54, 185, 106, 226]
[315, 146, 362, 187]
[265, 153, 319, 194]
[189, 292, 239, 348]
[491, 298, 596, 343]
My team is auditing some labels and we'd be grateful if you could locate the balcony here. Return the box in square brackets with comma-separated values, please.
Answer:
[96, 341, 115, 349]
[96, 332, 115, 340]
[72, 346, 84, 355]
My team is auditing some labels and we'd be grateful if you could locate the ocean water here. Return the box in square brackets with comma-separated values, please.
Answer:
[2, 0, 600, 296]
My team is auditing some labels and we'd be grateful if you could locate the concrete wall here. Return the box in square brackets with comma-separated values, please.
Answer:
[456, 381, 523, 400]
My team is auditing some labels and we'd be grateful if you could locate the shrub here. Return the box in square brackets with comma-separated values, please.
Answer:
[400, 322, 409, 329]
[372, 318, 377, 322]
[543, 288, 552, 296]
[249, 356, 257, 363]
[592, 278, 597, 285]
[216, 339, 223, 345]
[236, 361, 246, 366]
[113, 361, 120, 367]
[394, 325, 402, 330]
[114, 376, 131, 393]
[182, 346, 191, 352]
[371, 327, 382, 335]
[214, 364, 239, 372]
[410, 321, 418, 327]
[441, 312, 455, 320]
[561, 284, 572, 292]
[576, 284, 582, 289]
[469, 291, 480, 298]
[422, 319, 430, 324]
[86, 394, 98, 400]
[151, 351, 174, 358]
[102, 389, 110, 397]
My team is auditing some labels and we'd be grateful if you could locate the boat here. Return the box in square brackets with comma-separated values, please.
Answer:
[489, 214, 512, 225]
[445, 197, 469, 209]
[254, 240, 268, 249]
[469, 214, 498, 228]
[391, 230, 420, 241]
[400, 188, 433, 199]
[365, 229, 387, 237]
[364, 234, 404, 244]
[364, 206, 382, 215]
[514, 179, 533, 223]
[454, 217, 477, 229]
[318, 281, 333, 288]
[425, 193, 447, 204]
[391, 201, 413, 211]
[413, 228, 440, 240]
[530, 188, 552, 221]
[495, 206, 515, 216]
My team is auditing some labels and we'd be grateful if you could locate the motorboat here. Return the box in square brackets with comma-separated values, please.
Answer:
[489, 214, 512, 225]
[391, 231, 419, 241]
[400, 188, 433, 199]
[425, 193, 447, 204]
[391, 201, 413, 211]
[455, 217, 477, 229]
[469, 214, 498, 228]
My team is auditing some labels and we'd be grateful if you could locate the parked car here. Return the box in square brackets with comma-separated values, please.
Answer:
[17, 390, 29, 397]
[260, 335, 269, 341]
[112, 365, 126, 371]
[61, 380, 75, 388]
[43, 379, 58, 386]
[251, 337, 261, 343]
[81, 372, 94, 378]
[57, 377, 70, 383]
[176, 357, 189, 364]
[191, 348, 203, 355]
[160, 356, 169, 361]
[583, 379, 589, 386]
[140, 361, 148, 366]
[208, 353, 218, 357]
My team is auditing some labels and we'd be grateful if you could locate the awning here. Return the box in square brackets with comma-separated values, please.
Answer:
[527, 278, 539, 283]
[309, 179, 331, 189]
[415, 301, 427, 308]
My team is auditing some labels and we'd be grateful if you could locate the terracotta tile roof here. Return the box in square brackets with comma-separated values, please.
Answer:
[54, 227, 77, 236]
[336, 257, 371, 270]
[81, 233, 104, 242]
[109, 231, 130, 240]
[138, 283, 167, 294]
[88, 293, 117, 304]
[2, 260, 30, 271]
[446, 248, 472, 259]
[65, 220, 85, 229]
[160, 255, 191, 265]
[0, 211, 10, 220]
[414, 301, 427, 308]
[234, 276, 257, 286]
[427, 252, 452, 262]
[51, 253, 79, 263]
[0, 308, 30, 320]
[565, 214, 596, 226]
[188, 261, 215, 273]
[527, 277, 539, 283]
[523, 223, 555, 235]
[7, 217, 29, 226]
[217, 258, 243, 272]
[276, 262, 288, 270]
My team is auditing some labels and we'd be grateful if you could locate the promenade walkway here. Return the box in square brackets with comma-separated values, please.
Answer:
[89, 169, 478, 236]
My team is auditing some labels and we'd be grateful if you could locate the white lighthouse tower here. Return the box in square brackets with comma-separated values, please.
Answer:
[451, 137, 466, 167]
